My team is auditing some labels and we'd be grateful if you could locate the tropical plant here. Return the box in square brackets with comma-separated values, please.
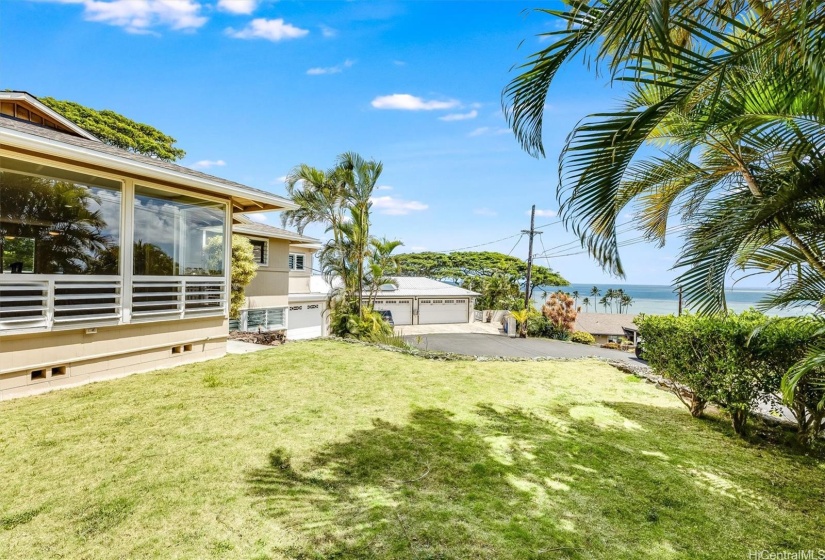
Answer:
[542, 291, 577, 333]
[205, 235, 257, 319]
[503, 1, 825, 314]
[510, 309, 530, 338]
[581, 296, 590, 312]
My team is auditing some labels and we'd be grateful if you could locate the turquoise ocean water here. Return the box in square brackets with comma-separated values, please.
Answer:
[534, 283, 813, 317]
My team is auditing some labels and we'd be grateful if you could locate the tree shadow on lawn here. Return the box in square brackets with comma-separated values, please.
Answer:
[247, 404, 825, 559]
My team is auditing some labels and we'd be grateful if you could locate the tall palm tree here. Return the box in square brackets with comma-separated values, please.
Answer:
[581, 296, 590, 312]
[366, 237, 404, 307]
[621, 294, 633, 313]
[337, 152, 384, 314]
[571, 290, 579, 308]
[599, 296, 609, 313]
[590, 286, 600, 300]
[503, 1, 825, 314]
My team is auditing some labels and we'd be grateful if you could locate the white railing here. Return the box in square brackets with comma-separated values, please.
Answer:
[0, 275, 224, 333]
[131, 277, 225, 321]
[0, 276, 122, 332]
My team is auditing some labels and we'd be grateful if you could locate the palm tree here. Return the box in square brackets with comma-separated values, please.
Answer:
[366, 237, 404, 307]
[571, 290, 579, 308]
[620, 294, 633, 313]
[604, 288, 617, 313]
[504, 1, 825, 314]
[590, 286, 600, 300]
[599, 296, 609, 313]
[581, 297, 590, 312]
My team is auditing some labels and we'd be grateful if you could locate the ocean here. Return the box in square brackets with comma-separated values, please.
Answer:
[534, 283, 812, 317]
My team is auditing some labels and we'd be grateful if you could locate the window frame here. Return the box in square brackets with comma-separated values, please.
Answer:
[247, 237, 269, 267]
[288, 252, 306, 272]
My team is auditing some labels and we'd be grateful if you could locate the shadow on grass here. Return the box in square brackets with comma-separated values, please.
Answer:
[247, 405, 825, 559]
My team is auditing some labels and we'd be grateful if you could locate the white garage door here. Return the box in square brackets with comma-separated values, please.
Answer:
[419, 299, 468, 325]
[372, 299, 413, 325]
[287, 302, 326, 340]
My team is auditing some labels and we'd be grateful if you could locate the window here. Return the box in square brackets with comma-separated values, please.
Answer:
[249, 239, 267, 266]
[288, 253, 305, 271]
[0, 157, 122, 275]
[133, 185, 226, 276]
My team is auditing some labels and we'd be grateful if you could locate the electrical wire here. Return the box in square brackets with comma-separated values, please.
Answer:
[506, 233, 525, 257]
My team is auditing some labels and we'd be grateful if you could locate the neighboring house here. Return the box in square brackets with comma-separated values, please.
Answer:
[0, 91, 294, 400]
[232, 218, 326, 340]
[573, 313, 639, 345]
[308, 275, 480, 328]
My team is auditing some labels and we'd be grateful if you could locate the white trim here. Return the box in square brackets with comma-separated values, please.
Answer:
[0, 127, 297, 211]
[288, 253, 306, 271]
[241, 236, 269, 267]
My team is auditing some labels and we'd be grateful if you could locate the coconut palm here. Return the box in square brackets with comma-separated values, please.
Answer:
[582, 296, 590, 312]
[599, 296, 609, 313]
[620, 294, 634, 313]
[571, 290, 579, 307]
[503, 1, 825, 314]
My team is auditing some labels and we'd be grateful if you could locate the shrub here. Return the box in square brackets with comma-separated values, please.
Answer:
[637, 311, 773, 435]
[601, 342, 619, 350]
[570, 331, 595, 345]
[749, 318, 825, 445]
[526, 311, 570, 340]
[329, 301, 393, 341]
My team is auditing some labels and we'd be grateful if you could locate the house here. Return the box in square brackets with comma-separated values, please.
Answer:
[306, 275, 480, 329]
[232, 217, 327, 340]
[0, 91, 296, 399]
[573, 312, 639, 345]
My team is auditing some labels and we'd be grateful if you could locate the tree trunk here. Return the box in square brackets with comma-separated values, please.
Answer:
[689, 396, 706, 418]
[730, 408, 749, 436]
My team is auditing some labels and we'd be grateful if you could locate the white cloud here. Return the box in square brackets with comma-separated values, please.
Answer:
[307, 59, 355, 75]
[49, 0, 207, 33]
[371, 94, 459, 111]
[217, 0, 258, 15]
[370, 195, 428, 216]
[392, 60, 406, 66]
[468, 126, 510, 137]
[274, 175, 288, 183]
[439, 110, 478, 122]
[227, 18, 309, 41]
[473, 208, 497, 217]
[529, 209, 557, 218]
[320, 24, 337, 37]
[247, 213, 269, 224]
[376, 185, 393, 191]
[191, 159, 226, 169]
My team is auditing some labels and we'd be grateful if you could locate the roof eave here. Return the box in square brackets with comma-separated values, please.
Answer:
[0, 127, 297, 212]
[0, 91, 102, 143]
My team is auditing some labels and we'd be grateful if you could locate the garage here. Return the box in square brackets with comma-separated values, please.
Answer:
[372, 299, 413, 325]
[287, 301, 326, 340]
[419, 299, 469, 325]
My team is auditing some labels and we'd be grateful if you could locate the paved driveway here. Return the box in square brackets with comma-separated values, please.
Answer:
[395, 322, 502, 336]
[405, 333, 646, 367]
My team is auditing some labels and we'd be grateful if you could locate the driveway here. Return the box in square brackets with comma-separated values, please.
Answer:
[395, 322, 502, 336]
[405, 333, 646, 367]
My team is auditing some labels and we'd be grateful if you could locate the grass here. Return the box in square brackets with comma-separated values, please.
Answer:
[1, 339, 823, 559]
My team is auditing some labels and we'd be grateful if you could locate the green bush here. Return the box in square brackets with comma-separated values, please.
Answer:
[526, 311, 570, 340]
[329, 301, 393, 341]
[749, 318, 825, 445]
[570, 331, 595, 345]
[636, 311, 773, 435]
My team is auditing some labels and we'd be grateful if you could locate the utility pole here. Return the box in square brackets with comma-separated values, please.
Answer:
[522, 205, 542, 310]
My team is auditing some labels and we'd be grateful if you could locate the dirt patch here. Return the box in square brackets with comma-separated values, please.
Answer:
[229, 330, 286, 346]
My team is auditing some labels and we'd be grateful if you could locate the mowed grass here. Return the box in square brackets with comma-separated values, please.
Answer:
[1, 341, 824, 559]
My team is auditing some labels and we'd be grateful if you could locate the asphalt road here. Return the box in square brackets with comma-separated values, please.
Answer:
[405, 333, 646, 366]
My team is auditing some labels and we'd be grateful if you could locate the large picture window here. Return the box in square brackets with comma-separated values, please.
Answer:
[0, 157, 122, 275]
[133, 185, 226, 276]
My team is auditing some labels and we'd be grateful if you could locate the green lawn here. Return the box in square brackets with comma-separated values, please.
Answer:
[1, 340, 823, 559]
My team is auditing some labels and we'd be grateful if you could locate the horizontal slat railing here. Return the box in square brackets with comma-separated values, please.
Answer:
[132, 277, 226, 320]
[0, 276, 122, 332]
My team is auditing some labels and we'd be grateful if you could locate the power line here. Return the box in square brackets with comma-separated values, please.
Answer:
[537, 224, 689, 259]
[432, 219, 563, 254]
[506, 233, 525, 257]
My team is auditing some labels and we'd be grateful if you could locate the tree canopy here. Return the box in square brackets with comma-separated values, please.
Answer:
[39, 97, 186, 162]
[395, 251, 568, 288]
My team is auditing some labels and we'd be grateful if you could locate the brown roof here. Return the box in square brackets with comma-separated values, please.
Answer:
[574, 312, 638, 336]
[0, 115, 294, 212]
[233, 217, 321, 245]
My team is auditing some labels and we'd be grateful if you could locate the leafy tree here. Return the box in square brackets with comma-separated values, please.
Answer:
[39, 97, 185, 161]
[205, 235, 257, 319]
[395, 251, 567, 309]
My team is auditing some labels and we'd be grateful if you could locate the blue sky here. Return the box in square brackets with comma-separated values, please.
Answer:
[1, 0, 763, 287]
